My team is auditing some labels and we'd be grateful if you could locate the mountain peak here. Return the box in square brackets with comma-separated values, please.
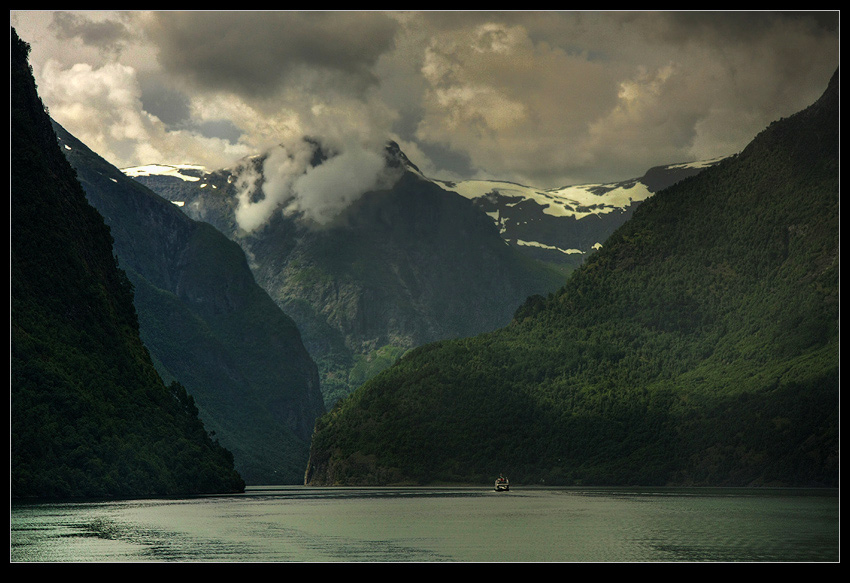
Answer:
[384, 140, 422, 175]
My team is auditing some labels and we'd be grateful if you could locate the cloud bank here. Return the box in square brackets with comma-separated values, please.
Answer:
[12, 10, 839, 189]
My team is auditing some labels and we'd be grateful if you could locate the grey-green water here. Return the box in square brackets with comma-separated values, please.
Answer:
[10, 486, 838, 562]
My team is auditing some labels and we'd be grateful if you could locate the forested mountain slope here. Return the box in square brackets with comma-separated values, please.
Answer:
[305, 69, 839, 488]
[52, 122, 326, 485]
[11, 28, 245, 498]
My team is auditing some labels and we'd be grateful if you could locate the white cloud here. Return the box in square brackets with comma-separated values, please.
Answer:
[233, 137, 402, 232]
[39, 58, 250, 168]
[290, 144, 398, 225]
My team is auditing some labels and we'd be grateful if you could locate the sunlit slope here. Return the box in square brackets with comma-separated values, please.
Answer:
[305, 70, 838, 488]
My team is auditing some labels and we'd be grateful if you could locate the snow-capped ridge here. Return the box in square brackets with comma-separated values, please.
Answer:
[426, 155, 728, 221]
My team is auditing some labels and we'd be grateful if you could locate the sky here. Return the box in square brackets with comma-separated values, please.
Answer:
[11, 10, 840, 190]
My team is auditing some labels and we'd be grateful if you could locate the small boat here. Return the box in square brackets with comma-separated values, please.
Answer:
[494, 475, 510, 492]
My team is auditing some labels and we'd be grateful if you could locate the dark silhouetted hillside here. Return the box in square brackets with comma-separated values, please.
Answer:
[11, 28, 244, 498]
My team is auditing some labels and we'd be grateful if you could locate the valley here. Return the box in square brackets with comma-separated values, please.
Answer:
[10, 15, 838, 496]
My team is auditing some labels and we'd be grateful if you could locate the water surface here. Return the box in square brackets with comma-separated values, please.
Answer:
[10, 486, 838, 562]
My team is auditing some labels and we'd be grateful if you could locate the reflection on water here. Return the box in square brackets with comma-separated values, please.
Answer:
[10, 487, 839, 562]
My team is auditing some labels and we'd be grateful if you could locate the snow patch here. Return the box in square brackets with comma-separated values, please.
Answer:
[664, 156, 727, 170]
[122, 164, 206, 182]
[514, 239, 584, 255]
[435, 179, 652, 220]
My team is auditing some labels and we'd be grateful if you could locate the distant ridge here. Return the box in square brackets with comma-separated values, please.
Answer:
[125, 151, 726, 268]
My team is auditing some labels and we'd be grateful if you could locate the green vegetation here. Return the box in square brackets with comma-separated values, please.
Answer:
[306, 70, 839, 488]
[11, 28, 244, 499]
[349, 344, 409, 389]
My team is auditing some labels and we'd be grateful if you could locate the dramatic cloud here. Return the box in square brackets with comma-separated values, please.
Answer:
[234, 137, 402, 231]
[286, 144, 399, 225]
[143, 11, 398, 100]
[414, 18, 621, 185]
[39, 58, 250, 169]
[409, 11, 839, 185]
[49, 10, 132, 54]
[12, 10, 839, 188]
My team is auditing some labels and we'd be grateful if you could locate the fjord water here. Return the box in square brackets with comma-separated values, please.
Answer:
[11, 487, 837, 562]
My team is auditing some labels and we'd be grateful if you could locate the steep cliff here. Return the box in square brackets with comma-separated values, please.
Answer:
[11, 28, 245, 498]
[53, 121, 326, 485]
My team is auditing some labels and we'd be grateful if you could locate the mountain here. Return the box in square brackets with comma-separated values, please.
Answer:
[304, 69, 839, 488]
[10, 28, 244, 498]
[51, 122, 326, 486]
[419, 155, 726, 267]
[125, 143, 568, 407]
[126, 149, 724, 271]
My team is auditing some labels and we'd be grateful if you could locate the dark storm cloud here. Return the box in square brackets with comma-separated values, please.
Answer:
[49, 11, 132, 54]
[146, 11, 400, 99]
[137, 73, 243, 143]
[658, 10, 839, 41]
[138, 74, 192, 126]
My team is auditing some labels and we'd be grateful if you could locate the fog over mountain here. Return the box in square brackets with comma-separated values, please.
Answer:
[232, 138, 404, 231]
